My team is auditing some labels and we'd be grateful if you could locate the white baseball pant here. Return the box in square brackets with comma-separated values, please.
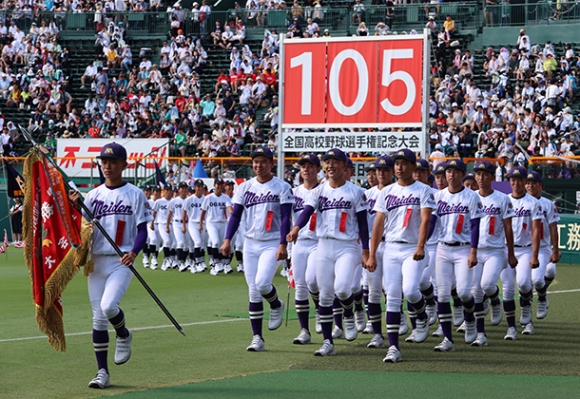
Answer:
[500, 246, 533, 301]
[471, 247, 507, 303]
[89, 255, 133, 331]
[316, 239, 362, 307]
[157, 222, 174, 248]
[206, 221, 227, 248]
[435, 244, 474, 303]
[292, 239, 318, 301]
[172, 221, 187, 249]
[382, 242, 427, 312]
[532, 246, 552, 290]
[243, 238, 281, 302]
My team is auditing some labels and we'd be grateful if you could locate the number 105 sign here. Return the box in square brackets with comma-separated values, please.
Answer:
[281, 35, 426, 128]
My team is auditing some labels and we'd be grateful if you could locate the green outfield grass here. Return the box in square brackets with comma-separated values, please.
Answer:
[1, 250, 580, 399]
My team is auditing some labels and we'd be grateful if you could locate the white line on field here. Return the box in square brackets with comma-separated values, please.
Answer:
[0, 318, 246, 343]
[2, 288, 580, 344]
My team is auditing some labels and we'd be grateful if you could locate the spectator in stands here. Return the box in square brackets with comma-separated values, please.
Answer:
[351, 0, 365, 25]
[357, 22, 369, 36]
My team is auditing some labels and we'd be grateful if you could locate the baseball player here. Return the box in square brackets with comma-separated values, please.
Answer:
[525, 171, 561, 322]
[433, 159, 483, 352]
[462, 172, 479, 191]
[184, 186, 197, 270]
[141, 185, 153, 268]
[168, 182, 190, 272]
[471, 161, 518, 346]
[183, 179, 207, 273]
[362, 156, 393, 348]
[143, 185, 161, 270]
[366, 149, 435, 363]
[225, 180, 245, 272]
[69, 143, 153, 389]
[500, 166, 541, 339]
[410, 159, 439, 335]
[289, 153, 321, 345]
[221, 147, 294, 352]
[361, 160, 378, 334]
[152, 186, 175, 271]
[201, 178, 233, 275]
[329, 159, 368, 339]
[434, 163, 466, 328]
[287, 148, 369, 357]
[427, 162, 456, 337]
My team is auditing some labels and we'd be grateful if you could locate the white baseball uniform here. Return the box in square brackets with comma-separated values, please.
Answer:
[83, 183, 153, 330]
[374, 181, 436, 347]
[434, 187, 483, 342]
[202, 192, 232, 249]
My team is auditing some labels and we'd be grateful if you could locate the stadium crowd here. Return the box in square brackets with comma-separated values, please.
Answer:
[0, 1, 579, 181]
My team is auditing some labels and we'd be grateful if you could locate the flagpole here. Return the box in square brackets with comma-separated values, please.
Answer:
[19, 126, 186, 337]
[1, 156, 13, 255]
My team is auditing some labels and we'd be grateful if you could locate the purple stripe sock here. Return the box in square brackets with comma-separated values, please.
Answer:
[407, 301, 417, 329]
[93, 329, 109, 372]
[353, 289, 364, 312]
[474, 302, 485, 334]
[503, 300, 516, 328]
[108, 309, 129, 338]
[295, 299, 310, 331]
[463, 297, 475, 323]
[249, 302, 264, 338]
[340, 294, 355, 318]
[489, 285, 501, 305]
[386, 311, 400, 349]
[519, 290, 532, 307]
[309, 291, 320, 310]
[333, 297, 343, 329]
[438, 302, 454, 342]
[263, 286, 281, 309]
[421, 284, 436, 306]
[319, 305, 334, 343]
[368, 302, 382, 335]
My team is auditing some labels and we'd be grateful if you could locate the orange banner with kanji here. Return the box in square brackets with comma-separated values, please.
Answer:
[23, 150, 85, 351]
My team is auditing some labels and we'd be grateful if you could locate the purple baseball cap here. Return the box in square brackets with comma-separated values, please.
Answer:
[375, 155, 394, 169]
[250, 146, 274, 159]
[322, 148, 348, 163]
[366, 162, 376, 172]
[346, 158, 355, 170]
[433, 162, 447, 175]
[506, 166, 527, 179]
[297, 153, 321, 167]
[97, 142, 127, 161]
[473, 160, 495, 174]
[526, 171, 543, 184]
[214, 177, 225, 185]
[462, 172, 476, 182]
[445, 159, 467, 173]
[178, 181, 189, 188]
[194, 179, 204, 186]
[392, 148, 416, 163]
[415, 159, 430, 171]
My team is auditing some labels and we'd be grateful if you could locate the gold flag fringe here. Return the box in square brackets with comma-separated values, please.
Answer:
[22, 150, 94, 352]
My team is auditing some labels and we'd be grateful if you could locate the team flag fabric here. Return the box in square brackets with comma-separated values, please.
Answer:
[96, 162, 105, 185]
[0, 245, 4, 254]
[287, 266, 295, 288]
[3, 159, 25, 198]
[3, 229, 8, 249]
[22, 150, 89, 351]
[154, 160, 167, 188]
